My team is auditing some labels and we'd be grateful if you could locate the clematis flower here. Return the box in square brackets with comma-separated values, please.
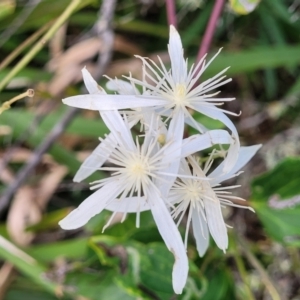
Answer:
[62, 25, 239, 173]
[60, 108, 189, 294]
[169, 144, 261, 257]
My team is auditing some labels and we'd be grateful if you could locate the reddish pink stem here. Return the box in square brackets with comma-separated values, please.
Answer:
[196, 0, 225, 64]
[166, 0, 177, 27]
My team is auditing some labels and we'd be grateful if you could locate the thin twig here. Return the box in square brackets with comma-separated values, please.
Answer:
[0, 0, 116, 214]
[166, 0, 177, 27]
[196, 0, 225, 64]
[238, 236, 285, 300]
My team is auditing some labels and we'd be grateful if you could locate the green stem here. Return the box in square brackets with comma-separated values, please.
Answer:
[0, 0, 82, 93]
[231, 235, 256, 300]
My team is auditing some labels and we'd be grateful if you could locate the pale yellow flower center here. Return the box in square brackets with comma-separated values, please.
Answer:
[129, 161, 147, 177]
[173, 83, 188, 106]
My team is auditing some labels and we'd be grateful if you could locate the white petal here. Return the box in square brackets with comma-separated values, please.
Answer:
[74, 117, 137, 182]
[82, 67, 106, 95]
[106, 79, 140, 95]
[203, 195, 228, 252]
[74, 134, 116, 182]
[100, 110, 136, 151]
[192, 105, 240, 173]
[148, 184, 188, 294]
[62, 94, 167, 110]
[105, 196, 150, 213]
[59, 181, 123, 230]
[168, 25, 186, 83]
[181, 129, 233, 157]
[209, 144, 262, 185]
[158, 109, 185, 197]
[191, 209, 209, 257]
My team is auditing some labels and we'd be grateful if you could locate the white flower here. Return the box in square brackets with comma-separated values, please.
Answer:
[169, 144, 261, 257]
[74, 68, 165, 182]
[62, 26, 239, 173]
[59, 109, 189, 294]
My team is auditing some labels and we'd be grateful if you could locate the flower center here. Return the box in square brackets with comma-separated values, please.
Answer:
[173, 83, 188, 106]
[185, 182, 203, 203]
[130, 162, 146, 176]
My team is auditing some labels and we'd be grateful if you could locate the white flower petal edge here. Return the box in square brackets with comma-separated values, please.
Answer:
[209, 144, 262, 185]
[168, 25, 187, 83]
[74, 137, 116, 182]
[62, 94, 167, 110]
[192, 104, 240, 173]
[82, 67, 106, 95]
[156, 109, 185, 198]
[191, 208, 209, 257]
[105, 197, 150, 213]
[181, 129, 233, 157]
[59, 181, 124, 230]
[147, 183, 188, 294]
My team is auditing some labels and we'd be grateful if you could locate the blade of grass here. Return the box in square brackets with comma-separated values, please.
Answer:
[0, 0, 87, 93]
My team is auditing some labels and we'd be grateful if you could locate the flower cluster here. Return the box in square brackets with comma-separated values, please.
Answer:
[59, 26, 261, 294]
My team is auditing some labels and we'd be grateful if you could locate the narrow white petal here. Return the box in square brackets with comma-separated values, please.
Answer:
[100, 110, 136, 151]
[148, 184, 188, 294]
[105, 196, 150, 213]
[106, 79, 140, 95]
[62, 94, 167, 110]
[209, 144, 262, 185]
[59, 181, 123, 230]
[181, 130, 233, 157]
[82, 67, 105, 95]
[74, 118, 138, 182]
[203, 196, 228, 252]
[158, 109, 185, 197]
[192, 105, 240, 173]
[74, 135, 116, 182]
[168, 25, 186, 83]
[191, 209, 209, 257]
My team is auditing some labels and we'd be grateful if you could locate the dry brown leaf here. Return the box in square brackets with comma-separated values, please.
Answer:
[6, 186, 42, 246]
[35, 164, 68, 209]
[106, 51, 170, 79]
[47, 35, 145, 96]
[0, 167, 14, 185]
[113, 35, 144, 56]
[0, 125, 12, 136]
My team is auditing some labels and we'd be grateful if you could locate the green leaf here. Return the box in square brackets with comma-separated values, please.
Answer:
[251, 157, 300, 201]
[202, 45, 300, 79]
[251, 157, 300, 246]
[0, 235, 59, 295]
[26, 208, 73, 232]
[28, 238, 89, 262]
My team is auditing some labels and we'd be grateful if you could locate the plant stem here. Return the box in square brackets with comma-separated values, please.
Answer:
[0, 0, 82, 93]
[232, 235, 256, 300]
[196, 0, 225, 64]
[166, 0, 177, 27]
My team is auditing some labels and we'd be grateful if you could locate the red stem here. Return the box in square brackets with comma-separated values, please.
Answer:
[166, 0, 177, 27]
[196, 0, 225, 64]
